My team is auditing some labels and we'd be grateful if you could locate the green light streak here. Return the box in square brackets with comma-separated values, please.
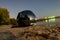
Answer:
[45, 16, 56, 22]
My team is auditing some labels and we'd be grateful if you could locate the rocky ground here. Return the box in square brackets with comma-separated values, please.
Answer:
[0, 25, 60, 40]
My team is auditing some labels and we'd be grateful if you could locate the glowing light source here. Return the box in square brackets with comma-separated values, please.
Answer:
[49, 18, 55, 22]
[45, 16, 55, 22]
[45, 17, 48, 22]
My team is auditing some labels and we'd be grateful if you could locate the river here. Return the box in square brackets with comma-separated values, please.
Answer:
[36, 18, 60, 26]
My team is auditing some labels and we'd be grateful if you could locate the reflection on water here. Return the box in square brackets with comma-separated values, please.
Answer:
[36, 18, 60, 26]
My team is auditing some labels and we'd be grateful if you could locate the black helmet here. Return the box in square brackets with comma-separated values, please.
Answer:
[17, 10, 36, 26]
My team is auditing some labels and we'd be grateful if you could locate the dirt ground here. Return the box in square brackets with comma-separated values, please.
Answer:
[0, 25, 60, 40]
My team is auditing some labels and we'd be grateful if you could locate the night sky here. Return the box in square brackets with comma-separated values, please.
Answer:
[0, 0, 60, 18]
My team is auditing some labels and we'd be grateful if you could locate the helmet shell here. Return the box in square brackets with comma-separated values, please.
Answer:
[17, 10, 36, 26]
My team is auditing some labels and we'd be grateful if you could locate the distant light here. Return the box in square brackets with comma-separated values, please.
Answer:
[48, 16, 55, 19]
[49, 18, 55, 22]
[45, 16, 56, 22]
[45, 17, 48, 22]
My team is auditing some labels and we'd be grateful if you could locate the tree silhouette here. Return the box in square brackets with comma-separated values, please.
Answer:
[0, 8, 10, 25]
